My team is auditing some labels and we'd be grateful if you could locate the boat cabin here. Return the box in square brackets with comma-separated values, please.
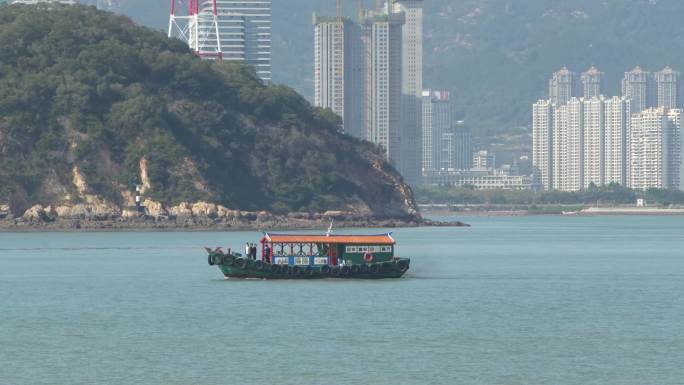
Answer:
[259, 233, 396, 266]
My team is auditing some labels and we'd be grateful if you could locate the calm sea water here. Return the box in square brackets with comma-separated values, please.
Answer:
[1, 216, 684, 385]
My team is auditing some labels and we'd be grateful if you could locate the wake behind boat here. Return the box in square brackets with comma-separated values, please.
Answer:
[206, 232, 410, 279]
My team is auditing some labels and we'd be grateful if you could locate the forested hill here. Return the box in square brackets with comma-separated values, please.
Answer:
[0, 4, 417, 219]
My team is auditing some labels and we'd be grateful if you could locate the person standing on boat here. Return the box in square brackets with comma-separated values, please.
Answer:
[264, 244, 271, 263]
[245, 242, 250, 259]
[251, 243, 257, 260]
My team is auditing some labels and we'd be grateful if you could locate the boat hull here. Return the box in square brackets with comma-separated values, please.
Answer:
[211, 254, 410, 280]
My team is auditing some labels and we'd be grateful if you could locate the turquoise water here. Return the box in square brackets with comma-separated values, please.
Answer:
[1, 216, 684, 384]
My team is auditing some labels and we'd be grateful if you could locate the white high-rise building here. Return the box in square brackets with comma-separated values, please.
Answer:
[549, 67, 579, 105]
[622, 66, 655, 113]
[655, 66, 680, 110]
[536, 95, 634, 191]
[361, 10, 404, 165]
[667, 109, 682, 190]
[583, 96, 604, 188]
[169, 0, 271, 82]
[393, 0, 423, 185]
[581, 66, 605, 99]
[566, 98, 584, 191]
[604, 97, 630, 186]
[629, 108, 681, 190]
[551, 103, 568, 191]
[313, 15, 364, 137]
[533, 99, 553, 190]
[421, 90, 452, 173]
[552, 98, 583, 191]
[314, 17, 345, 127]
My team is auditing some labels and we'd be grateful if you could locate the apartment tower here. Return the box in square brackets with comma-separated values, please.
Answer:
[655, 66, 680, 110]
[533, 99, 554, 190]
[421, 90, 452, 173]
[393, 0, 424, 185]
[361, 9, 405, 165]
[629, 108, 681, 190]
[549, 67, 579, 105]
[581, 66, 605, 99]
[621, 66, 655, 113]
[603, 97, 630, 186]
[313, 15, 364, 137]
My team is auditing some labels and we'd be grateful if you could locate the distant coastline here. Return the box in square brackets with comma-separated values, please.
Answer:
[422, 204, 684, 217]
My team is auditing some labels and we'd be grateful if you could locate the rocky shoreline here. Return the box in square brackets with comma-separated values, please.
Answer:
[0, 203, 468, 231]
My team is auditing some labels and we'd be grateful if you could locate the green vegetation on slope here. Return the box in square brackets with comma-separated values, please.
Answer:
[0, 4, 416, 217]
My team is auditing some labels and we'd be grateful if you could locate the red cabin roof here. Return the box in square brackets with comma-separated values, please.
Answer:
[262, 233, 395, 245]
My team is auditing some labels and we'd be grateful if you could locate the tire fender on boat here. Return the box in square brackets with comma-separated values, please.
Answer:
[208, 253, 215, 266]
[236, 258, 248, 269]
[395, 260, 409, 272]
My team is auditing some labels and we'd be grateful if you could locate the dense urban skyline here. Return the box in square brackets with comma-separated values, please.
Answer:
[535, 66, 682, 191]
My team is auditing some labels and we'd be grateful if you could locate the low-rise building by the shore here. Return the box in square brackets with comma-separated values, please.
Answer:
[422, 168, 534, 190]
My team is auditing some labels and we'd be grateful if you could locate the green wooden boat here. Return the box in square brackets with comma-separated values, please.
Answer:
[206, 232, 410, 279]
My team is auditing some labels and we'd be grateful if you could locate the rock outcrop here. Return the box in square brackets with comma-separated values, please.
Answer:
[3, 199, 455, 230]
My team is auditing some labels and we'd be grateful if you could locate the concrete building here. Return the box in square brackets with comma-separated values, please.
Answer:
[549, 67, 579, 105]
[452, 122, 472, 170]
[581, 66, 605, 98]
[169, 0, 271, 82]
[552, 98, 584, 191]
[629, 108, 681, 190]
[552, 103, 569, 191]
[655, 66, 680, 110]
[537, 95, 633, 191]
[473, 150, 495, 170]
[313, 15, 364, 137]
[667, 109, 682, 190]
[622, 66, 655, 113]
[393, 0, 424, 185]
[603, 97, 630, 186]
[421, 89, 451, 173]
[533, 99, 554, 190]
[583, 96, 604, 188]
[361, 10, 405, 167]
[568, 98, 584, 191]
[422, 169, 533, 190]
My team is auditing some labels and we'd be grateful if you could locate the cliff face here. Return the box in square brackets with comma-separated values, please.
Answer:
[0, 4, 418, 221]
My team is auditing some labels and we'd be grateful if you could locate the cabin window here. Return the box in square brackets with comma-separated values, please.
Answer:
[294, 257, 310, 265]
[274, 257, 289, 265]
[314, 257, 329, 265]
